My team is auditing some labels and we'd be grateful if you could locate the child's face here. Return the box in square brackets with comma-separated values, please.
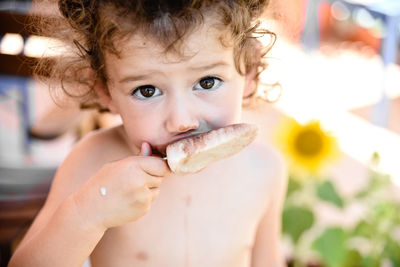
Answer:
[102, 22, 251, 155]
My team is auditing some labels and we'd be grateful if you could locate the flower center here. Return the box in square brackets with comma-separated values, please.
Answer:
[294, 129, 323, 157]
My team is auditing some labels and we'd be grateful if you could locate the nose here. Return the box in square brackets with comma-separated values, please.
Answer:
[164, 97, 199, 134]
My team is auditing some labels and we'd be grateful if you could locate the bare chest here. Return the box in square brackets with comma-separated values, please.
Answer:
[91, 159, 271, 267]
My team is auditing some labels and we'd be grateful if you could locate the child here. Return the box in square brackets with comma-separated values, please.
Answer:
[9, 0, 288, 266]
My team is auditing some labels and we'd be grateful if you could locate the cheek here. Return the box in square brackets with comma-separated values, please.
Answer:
[220, 96, 243, 122]
[118, 106, 160, 143]
[208, 85, 244, 126]
[224, 80, 245, 116]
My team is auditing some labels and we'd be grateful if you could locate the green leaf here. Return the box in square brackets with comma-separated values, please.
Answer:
[383, 239, 400, 266]
[361, 256, 380, 267]
[317, 181, 344, 208]
[312, 227, 347, 267]
[355, 169, 391, 199]
[371, 151, 380, 167]
[286, 176, 302, 197]
[352, 220, 374, 238]
[355, 188, 369, 199]
[374, 202, 399, 223]
[343, 250, 362, 267]
[282, 206, 314, 243]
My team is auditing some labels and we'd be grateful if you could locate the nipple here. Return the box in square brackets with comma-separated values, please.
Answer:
[185, 195, 192, 207]
[135, 251, 148, 261]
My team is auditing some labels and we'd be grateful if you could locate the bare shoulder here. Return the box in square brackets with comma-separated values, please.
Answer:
[67, 125, 130, 168]
[246, 141, 287, 179]
[242, 141, 288, 195]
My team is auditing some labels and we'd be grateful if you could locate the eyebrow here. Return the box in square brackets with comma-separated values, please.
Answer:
[119, 73, 159, 84]
[118, 61, 230, 84]
[188, 61, 230, 71]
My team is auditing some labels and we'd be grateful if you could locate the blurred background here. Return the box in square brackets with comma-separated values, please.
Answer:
[0, 0, 399, 266]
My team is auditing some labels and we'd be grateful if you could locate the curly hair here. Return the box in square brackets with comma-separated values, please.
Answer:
[36, 0, 276, 109]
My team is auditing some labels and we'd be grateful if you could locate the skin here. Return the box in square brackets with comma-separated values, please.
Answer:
[101, 24, 250, 156]
[9, 18, 288, 267]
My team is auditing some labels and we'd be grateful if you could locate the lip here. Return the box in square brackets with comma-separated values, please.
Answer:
[171, 129, 197, 142]
[153, 130, 203, 157]
[152, 123, 214, 157]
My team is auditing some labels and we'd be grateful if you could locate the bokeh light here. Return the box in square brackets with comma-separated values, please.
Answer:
[0, 33, 24, 55]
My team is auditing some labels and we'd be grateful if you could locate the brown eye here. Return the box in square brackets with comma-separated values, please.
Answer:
[132, 85, 161, 100]
[194, 76, 223, 91]
[199, 77, 215, 89]
[140, 86, 155, 97]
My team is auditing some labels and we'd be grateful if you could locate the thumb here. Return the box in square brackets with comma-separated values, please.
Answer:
[140, 142, 152, 156]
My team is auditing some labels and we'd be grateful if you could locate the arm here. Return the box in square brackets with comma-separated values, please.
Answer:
[9, 134, 169, 267]
[251, 153, 288, 267]
[8, 194, 106, 267]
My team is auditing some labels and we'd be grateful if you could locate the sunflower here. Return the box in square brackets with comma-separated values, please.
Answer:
[275, 118, 340, 177]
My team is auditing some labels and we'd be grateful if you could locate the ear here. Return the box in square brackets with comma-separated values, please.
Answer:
[243, 66, 258, 98]
[93, 79, 118, 114]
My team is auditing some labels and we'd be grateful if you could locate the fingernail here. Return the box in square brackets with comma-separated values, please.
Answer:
[141, 143, 150, 156]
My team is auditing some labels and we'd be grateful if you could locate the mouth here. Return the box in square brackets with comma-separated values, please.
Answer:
[151, 123, 214, 157]
[153, 129, 211, 157]
[151, 146, 167, 158]
[172, 129, 197, 141]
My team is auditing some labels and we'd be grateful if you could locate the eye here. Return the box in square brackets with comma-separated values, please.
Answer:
[132, 85, 162, 100]
[193, 76, 223, 91]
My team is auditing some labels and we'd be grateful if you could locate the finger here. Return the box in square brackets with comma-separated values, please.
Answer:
[135, 187, 159, 203]
[150, 188, 160, 201]
[146, 175, 163, 189]
[140, 142, 152, 156]
[137, 156, 171, 177]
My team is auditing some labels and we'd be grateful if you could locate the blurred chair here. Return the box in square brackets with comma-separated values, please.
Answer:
[0, 11, 41, 155]
[301, 0, 329, 51]
[0, 75, 31, 154]
[0, 10, 57, 267]
[0, 164, 56, 267]
[301, 0, 400, 127]
[340, 0, 400, 128]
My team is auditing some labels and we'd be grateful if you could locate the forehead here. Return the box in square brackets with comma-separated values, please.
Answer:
[105, 20, 233, 69]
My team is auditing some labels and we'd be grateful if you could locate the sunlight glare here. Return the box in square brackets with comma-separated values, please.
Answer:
[0, 33, 24, 55]
[24, 35, 64, 57]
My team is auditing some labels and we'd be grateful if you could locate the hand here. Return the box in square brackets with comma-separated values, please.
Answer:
[72, 142, 170, 230]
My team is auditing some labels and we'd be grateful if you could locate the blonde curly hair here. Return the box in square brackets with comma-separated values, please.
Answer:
[36, 0, 276, 110]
